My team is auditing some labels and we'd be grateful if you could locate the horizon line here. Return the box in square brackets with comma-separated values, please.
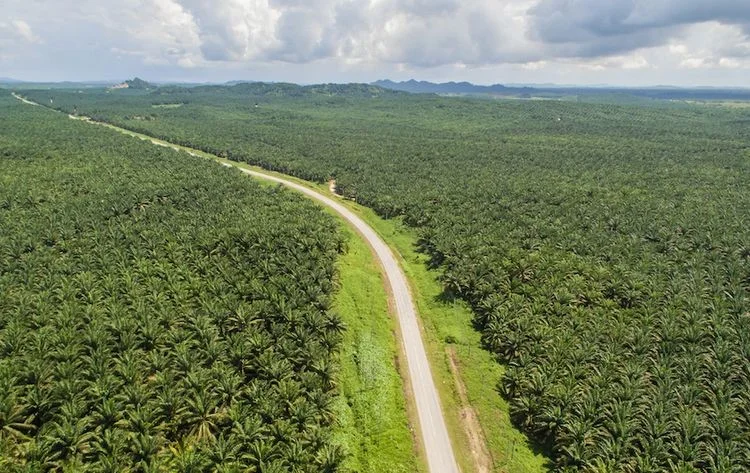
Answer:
[2, 77, 750, 91]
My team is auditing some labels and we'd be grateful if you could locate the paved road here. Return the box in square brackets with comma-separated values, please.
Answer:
[232, 167, 461, 473]
[11, 93, 39, 106]
[14, 93, 461, 473]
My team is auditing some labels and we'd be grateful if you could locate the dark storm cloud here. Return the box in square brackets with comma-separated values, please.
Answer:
[528, 0, 750, 57]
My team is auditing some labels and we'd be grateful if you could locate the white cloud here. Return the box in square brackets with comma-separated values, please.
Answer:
[177, 0, 280, 61]
[718, 57, 741, 69]
[12, 20, 41, 44]
[680, 57, 707, 69]
[621, 54, 650, 70]
[669, 22, 750, 70]
[106, 0, 203, 66]
[1, 0, 749, 85]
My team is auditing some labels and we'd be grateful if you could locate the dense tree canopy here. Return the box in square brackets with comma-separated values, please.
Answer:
[0, 93, 346, 472]
[20, 84, 750, 471]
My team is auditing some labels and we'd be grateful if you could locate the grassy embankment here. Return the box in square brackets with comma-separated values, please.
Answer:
[330, 225, 422, 473]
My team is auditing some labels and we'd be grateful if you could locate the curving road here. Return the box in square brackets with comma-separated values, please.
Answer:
[13, 93, 461, 473]
[231, 167, 461, 473]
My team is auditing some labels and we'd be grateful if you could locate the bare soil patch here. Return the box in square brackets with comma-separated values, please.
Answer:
[447, 347, 493, 473]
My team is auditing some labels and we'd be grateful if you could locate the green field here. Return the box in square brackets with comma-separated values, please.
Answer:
[12, 83, 750, 471]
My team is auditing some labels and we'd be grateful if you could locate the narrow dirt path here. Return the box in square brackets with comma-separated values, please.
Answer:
[448, 348, 493, 473]
[13, 94, 461, 473]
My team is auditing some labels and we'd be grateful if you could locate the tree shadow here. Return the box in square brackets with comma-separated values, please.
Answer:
[416, 239, 555, 468]
[495, 380, 556, 466]
[415, 236, 444, 270]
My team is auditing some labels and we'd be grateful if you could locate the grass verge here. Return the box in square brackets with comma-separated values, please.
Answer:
[330, 225, 423, 473]
[344, 207, 549, 473]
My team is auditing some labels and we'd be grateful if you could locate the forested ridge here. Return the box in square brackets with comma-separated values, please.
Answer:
[0, 92, 348, 472]
[20, 85, 750, 471]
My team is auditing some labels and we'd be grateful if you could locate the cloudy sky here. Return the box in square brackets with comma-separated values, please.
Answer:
[2, 0, 749, 86]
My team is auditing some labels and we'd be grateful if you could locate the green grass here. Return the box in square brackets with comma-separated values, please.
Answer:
[335, 205, 549, 473]
[330, 225, 423, 473]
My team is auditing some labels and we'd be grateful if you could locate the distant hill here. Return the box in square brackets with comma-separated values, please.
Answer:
[373, 79, 750, 101]
[305, 83, 400, 97]
[373, 79, 533, 95]
[124, 77, 154, 89]
[224, 80, 257, 86]
[109, 77, 155, 90]
[0, 77, 25, 84]
[173, 82, 402, 98]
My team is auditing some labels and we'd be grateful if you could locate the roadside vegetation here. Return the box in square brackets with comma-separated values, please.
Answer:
[349, 206, 547, 473]
[18, 83, 750, 471]
[330, 225, 421, 473]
